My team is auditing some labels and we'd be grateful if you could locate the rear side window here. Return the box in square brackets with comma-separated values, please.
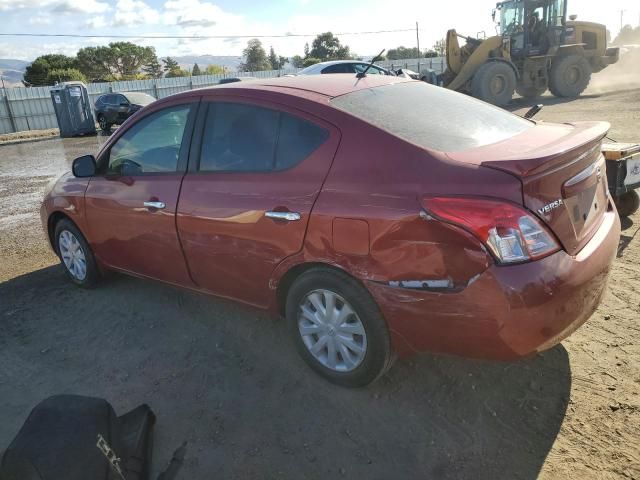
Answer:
[199, 102, 328, 172]
[331, 82, 533, 152]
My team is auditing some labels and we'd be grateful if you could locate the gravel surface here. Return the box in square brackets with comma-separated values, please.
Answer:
[1, 90, 639, 479]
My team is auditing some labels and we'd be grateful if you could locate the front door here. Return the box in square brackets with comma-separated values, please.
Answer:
[177, 98, 340, 307]
[85, 101, 197, 285]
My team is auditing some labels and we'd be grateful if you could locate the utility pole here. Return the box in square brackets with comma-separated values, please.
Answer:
[0, 75, 5, 90]
[620, 9, 625, 31]
[416, 21, 421, 75]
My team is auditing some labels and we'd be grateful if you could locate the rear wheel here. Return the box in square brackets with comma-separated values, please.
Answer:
[286, 268, 393, 387]
[98, 114, 111, 132]
[54, 219, 99, 288]
[614, 190, 640, 218]
[471, 61, 517, 107]
[549, 55, 592, 98]
[516, 84, 547, 99]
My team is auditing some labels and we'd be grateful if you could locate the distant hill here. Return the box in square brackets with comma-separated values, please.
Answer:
[0, 59, 29, 87]
[169, 55, 243, 71]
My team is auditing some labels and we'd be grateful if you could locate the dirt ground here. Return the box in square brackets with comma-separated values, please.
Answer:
[1, 88, 639, 479]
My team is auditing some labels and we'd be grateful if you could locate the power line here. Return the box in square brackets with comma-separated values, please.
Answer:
[0, 28, 416, 40]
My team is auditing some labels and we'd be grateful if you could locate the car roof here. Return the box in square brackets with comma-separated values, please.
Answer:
[176, 74, 412, 101]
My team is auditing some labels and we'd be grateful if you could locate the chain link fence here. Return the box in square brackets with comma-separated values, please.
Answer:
[0, 57, 446, 135]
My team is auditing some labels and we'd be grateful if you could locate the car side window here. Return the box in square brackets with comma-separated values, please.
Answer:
[106, 105, 190, 175]
[117, 95, 128, 105]
[322, 63, 352, 74]
[199, 102, 328, 172]
[353, 64, 382, 75]
[105, 95, 116, 105]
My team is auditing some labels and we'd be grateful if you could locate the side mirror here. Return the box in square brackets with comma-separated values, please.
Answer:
[120, 102, 129, 107]
[72, 155, 96, 177]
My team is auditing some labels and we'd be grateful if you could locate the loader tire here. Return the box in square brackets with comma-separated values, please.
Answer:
[471, 61, 516, 107]
[549, 55, 592, 98]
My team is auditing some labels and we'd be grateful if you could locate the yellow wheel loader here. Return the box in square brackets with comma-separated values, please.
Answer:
[442, 0, 620, 106]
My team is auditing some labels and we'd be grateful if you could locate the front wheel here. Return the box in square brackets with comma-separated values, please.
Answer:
[97, 114, 111, 133]
[286, 268, 393, 387]
[54, 219, 100, 288]
[471, 61, 517, 106]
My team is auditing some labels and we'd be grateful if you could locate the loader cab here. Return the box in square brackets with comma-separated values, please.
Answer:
[496, 0, 567, 57]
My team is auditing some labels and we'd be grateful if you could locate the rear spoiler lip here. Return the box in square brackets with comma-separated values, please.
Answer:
[447, 121, 610, 178]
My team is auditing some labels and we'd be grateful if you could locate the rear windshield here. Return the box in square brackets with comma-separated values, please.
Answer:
[123, 92, 156, 105]
[330, 82, 532, 152]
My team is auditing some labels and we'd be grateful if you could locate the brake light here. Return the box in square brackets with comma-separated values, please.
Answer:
[423, 197, 560, 264]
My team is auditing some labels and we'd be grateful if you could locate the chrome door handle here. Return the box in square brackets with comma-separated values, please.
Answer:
[265, 211, 301, 221]
[144, 201, 165, 209]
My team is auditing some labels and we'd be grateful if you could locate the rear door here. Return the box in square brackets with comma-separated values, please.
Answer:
[85, 100, 198, 285]
[177, 97, 340, 307]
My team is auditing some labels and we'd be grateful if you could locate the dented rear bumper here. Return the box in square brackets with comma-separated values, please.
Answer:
[367, 209, 620, 360]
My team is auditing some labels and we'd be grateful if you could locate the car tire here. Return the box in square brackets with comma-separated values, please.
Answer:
[54, 219, 99, 288]
[614, 190, 640, 218]
[286, 268, 394, 387]
[549, 55, 592, 98]
[471, 61, 517, 106]
[97, 114, 111, 133]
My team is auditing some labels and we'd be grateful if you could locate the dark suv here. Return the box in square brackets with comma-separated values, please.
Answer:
[94, 92, 156, 132]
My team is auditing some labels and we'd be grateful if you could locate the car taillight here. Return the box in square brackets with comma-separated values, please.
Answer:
[422, 197, 560, 264]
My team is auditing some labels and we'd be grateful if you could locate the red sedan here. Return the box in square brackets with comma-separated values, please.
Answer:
[41, 75, 620, 387]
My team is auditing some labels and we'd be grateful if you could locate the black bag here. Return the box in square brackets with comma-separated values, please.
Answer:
[0, 395, 155, 480]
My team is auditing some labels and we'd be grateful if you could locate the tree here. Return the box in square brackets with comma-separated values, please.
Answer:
[204, 64, 225, 75]
[76, 43, 157, 80]
[143, 57, 164, 78]
[192, 63, 202, 76]
[24, 54, 76, 86]
[612, 24, 640, 45]
[432, 39, 446, 57]
[309, 32, 351, 60]
[46, 68, 87, 85]
[240, 39, 270, 71]
[267, 46, 287, 70]
[162, 57, 180, 75]
[291, 55, 305, 68]
[75, 46, 112, 80]
[165, 68, 189, 78]
[302, 57, 321, 68]
[386, 46, 421, 60]
[424, 50, 438, 58]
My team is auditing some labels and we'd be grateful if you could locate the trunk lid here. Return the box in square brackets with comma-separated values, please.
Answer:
[447, 121, 610, 255]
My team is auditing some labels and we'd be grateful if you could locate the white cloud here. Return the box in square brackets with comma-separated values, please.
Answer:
[163, 0, 241, 29]
[86, 15, 108, 29]
[113, 0, 160, 27]
[28, 15, 53, 25]
[50, 0, 110, 14]
[0, 0, 53, 10]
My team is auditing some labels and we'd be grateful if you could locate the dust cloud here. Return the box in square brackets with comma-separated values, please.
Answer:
[587, 47, 640, 94]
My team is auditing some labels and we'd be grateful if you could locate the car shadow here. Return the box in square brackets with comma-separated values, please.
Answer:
[0, 266, 571, 480]
[507, 93, 603, 112]
[618, 216, 638, 257]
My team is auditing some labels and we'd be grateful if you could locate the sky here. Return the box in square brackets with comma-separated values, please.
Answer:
[0, 0, 639, 61]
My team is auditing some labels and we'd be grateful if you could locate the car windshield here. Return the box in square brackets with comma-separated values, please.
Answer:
[123, 92, 156, 106]
[330, 82, 533, 152]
